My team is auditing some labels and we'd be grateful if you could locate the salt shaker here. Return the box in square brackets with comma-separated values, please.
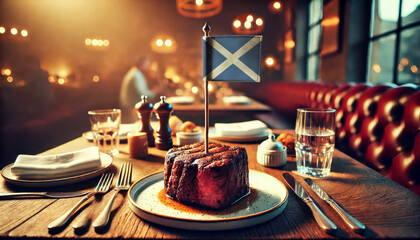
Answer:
[257, 133, 287, 167]
[135, 95, 155, 147]
[153, 96, 173, 150]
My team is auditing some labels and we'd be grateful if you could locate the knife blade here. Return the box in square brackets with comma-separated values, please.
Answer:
[282, 172, 337, 234]
[304, 178, 366, 233]
[0, 191, 89, 199]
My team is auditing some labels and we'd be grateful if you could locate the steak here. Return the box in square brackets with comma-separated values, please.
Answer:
[164, 142, 249, 209]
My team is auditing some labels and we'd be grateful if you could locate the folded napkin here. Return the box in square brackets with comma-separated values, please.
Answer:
[215, 120, 267, 137]
[11, 146, 102, 179]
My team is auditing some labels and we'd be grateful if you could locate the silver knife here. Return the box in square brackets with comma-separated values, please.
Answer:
[304, 178, 366, 233]
[0, 191, 88, 199]
[282, 173, 337, 234]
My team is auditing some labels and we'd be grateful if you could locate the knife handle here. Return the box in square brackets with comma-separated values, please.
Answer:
[328, 200, 365, 233]
[305, 199, 337, 234]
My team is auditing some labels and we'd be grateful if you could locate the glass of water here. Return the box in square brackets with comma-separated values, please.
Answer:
[88, 109, 121, 156]
[295, 108, 336, 177]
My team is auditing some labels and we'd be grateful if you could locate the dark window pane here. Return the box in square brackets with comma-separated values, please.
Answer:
[368, 34, 396, 84]
[401, 0, 420, 26]
[371, 0, 400, 36]
[398, 26, 420, 84]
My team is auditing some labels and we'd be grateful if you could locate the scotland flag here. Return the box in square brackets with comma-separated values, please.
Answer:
[203, 35, 262, 82]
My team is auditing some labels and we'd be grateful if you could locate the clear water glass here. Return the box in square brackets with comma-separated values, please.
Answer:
[88, 109, 121, 156]
[295, 108, 336, 177]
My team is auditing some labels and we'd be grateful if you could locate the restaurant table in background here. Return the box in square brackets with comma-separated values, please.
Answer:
[1, 129, 420, 239]
[170, 97, 272, 126]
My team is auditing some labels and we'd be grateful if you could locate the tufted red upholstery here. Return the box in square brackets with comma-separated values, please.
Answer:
[252, 81, 420, 194]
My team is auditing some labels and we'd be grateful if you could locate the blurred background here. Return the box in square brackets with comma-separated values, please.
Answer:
[0, 0, 419, 166]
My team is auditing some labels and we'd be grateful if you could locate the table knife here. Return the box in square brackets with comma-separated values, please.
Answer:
[304, 178, 366, 233]
[282, 173, 337, 234]
[0, 191, 88, 199]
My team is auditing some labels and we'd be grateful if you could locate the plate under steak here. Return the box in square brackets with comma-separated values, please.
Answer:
[128, 169, 288, 231]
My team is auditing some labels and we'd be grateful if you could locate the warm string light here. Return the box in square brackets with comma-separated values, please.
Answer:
[0, 26, 29, 38]
[269, 0, 282, 13]
[85, 38, 110, 47]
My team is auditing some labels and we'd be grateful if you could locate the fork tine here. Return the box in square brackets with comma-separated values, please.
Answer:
[103, 173, 114, 191]
[126, 163, 132, 186]
[123, 163, 131, 186]
[95, 173, 107, 191]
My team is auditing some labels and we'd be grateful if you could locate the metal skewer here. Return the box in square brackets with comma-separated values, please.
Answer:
[203, 23, 211, 154]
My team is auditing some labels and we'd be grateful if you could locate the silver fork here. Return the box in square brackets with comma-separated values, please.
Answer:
[48, 173, 114, 230]
[92, 163, 132, 228]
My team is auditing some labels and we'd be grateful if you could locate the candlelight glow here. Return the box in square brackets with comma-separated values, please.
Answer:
[172, 75, 180, 83]
[57, 78, 65, 85]
[195, 0, 203, 6]
[156, 39, 164, 47]
[285, 40, 295, 48]
[321, 17, 340, 27]
[256, 18, 263, 26]
[104, 40, 110, 46]
[244, 21, 251, 29]
[233, 20, 241, 28]
[372, 64, 381, 73]
[0, 27, 5, 34]
[208, 83, 214, 92]
[265, 57, 275, 67]
[48, 76, 56, 83]
[246, 15, 254, 22]
[10, 28, 18, 35]
[7, 76, 13, 83]
[400, 58, 409, 66]
[93, 75, 100, 82]
[85, 38, 92, 45]
[165, 39, 172, 47]
[411, 65, 418, 73]
[2, 68, 12, 76]
[191, 86, 199, 94]
[21, 29, 28, 37]
[273, 1, 281, 9]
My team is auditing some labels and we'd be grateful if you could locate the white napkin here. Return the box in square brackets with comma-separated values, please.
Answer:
[11, 146, 102, 179]
[215, 120, 267, 137]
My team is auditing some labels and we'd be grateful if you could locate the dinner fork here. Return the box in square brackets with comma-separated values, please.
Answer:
[48, 173, 114, 230]
[92, 163, 132, 228]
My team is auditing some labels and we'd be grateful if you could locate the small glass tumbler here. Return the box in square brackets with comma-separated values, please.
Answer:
[295, 108, 336, 177]
[88, 109, 121, 156]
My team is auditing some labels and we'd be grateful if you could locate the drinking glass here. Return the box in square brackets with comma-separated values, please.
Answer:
[88, 109, 121, 156]
[295, 108, 336, 177]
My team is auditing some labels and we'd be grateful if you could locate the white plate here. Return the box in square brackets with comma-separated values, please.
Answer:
[1, 153, 113, 187]
[128, 170, 288, 231]
[209, 128, 269, 142]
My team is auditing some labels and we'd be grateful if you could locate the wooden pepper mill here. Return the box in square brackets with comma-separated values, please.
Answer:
[153, 96, 173, 150]
[135, 95, 155, 147]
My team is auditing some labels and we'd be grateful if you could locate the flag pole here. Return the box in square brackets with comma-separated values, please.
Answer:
[203, 23, 210, 154]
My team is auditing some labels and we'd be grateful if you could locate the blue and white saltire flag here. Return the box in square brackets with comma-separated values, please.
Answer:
[203, 35, 262, 82]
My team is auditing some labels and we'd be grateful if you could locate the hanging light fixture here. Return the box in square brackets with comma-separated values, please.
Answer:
[176, 0, 223, 18]
[232, 13, 265, 34]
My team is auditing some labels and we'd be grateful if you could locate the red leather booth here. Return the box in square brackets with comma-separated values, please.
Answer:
[252, 81, 420, 194]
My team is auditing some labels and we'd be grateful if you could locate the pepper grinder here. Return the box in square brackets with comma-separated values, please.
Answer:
[135, 95, 155, 147]
[153, 96, 173, 150]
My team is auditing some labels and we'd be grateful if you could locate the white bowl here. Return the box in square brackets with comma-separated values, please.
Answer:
[176, 131, 203, 146]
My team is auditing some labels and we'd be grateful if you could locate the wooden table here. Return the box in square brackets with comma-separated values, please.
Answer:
[1, 129, 420, 239]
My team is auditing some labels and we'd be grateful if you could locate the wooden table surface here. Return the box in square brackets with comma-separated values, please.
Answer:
[1, 129, 419, 239]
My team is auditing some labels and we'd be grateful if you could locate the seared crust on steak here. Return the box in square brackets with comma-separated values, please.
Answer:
[164, 142, 249, 209]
